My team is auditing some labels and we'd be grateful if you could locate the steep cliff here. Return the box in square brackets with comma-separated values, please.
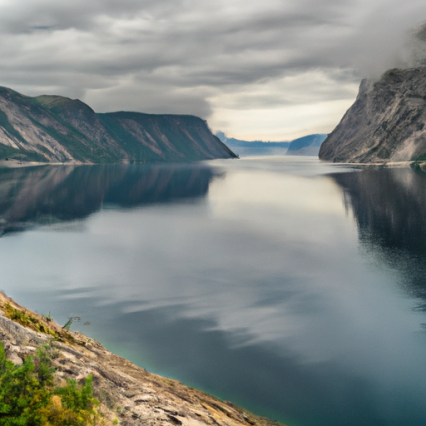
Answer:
[319, 67, 426, 163]
[0, 87, 236, 164]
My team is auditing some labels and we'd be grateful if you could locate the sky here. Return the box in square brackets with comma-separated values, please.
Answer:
[0, 0, 426, 141]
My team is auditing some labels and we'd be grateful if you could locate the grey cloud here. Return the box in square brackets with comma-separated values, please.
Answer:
[0, 0, 425, 128]
[0, 0, 161, 33]
[85, 81, 213, 117]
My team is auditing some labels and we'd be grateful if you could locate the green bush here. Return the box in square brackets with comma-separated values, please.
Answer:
[0, 343, 100, 425]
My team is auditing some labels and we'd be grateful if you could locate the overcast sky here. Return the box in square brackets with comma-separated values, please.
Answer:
[0, 0, 426, 140]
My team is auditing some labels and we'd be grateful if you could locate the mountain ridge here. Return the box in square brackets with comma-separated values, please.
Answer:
[216, 132, 327, 157]
[0, 86, 236, 164]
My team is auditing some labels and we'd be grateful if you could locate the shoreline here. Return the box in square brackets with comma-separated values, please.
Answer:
[0, 157, 237, 169]
[0, 292, 288, 426]
[319, 159, 426, 170]
[1, 157, 425, 170]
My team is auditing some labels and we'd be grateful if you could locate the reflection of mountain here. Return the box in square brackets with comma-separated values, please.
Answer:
[332, 167, 426, 304]
[0, 164, 219, 235]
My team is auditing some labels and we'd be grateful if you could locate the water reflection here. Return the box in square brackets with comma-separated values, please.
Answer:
[331, 167, 426, 307]
[2, 159, 426, 426]
[0, 164, 219, 235]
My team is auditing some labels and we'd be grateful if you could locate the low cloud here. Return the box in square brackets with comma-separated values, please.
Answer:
[0, 0, 425, 138]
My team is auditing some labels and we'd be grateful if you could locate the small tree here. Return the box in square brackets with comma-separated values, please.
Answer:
[0, 343, 100, 425]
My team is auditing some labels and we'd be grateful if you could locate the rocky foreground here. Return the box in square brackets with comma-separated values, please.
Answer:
[319, 67, 426, 163]
[0, 292, 286, 426]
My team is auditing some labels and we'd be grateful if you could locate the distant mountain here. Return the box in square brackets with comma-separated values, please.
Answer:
[319, 67, 426, 163]
[286, 134, 327, 156]
[0, 87, 236, 164]
[216, 131, 327, 157]
[215, 132, 290, 156]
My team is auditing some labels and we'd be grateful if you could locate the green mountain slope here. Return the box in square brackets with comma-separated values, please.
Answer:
[0, 87, 236, 163]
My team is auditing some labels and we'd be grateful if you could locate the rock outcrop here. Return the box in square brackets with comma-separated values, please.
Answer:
[0, 87, 236, 164]
[319, 67, 426, 163]
[0, 292, 286, 426]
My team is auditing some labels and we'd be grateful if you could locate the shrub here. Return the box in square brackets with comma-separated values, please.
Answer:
[0, 342, 100, 425]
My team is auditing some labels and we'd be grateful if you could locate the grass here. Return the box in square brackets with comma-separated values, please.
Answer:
[0, 142, 47, 162]
[3, 303, 76, 345]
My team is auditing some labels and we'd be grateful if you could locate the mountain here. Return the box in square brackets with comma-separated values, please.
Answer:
[216, 132, 327, 157]
[215, 132, 290, 156]
[319, 67, 426, 163]
[286, 134, 327, 156]
[0, 87, 236, 164]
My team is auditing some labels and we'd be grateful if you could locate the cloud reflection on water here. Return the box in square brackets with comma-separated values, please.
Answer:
[2, 159, 426, 426]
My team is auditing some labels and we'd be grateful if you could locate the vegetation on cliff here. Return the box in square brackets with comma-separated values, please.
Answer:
[0, 87, 236, 164]
[0, 343, 99, 426]
[0, 293, 287, 426]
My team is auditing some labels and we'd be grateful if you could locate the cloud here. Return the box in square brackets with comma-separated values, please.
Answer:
[0, 0, 425, 138]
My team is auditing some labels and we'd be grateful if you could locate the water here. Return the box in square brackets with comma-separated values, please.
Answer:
[1, 157, 426, 426]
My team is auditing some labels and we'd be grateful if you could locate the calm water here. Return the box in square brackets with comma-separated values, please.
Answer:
[1, 157, 426, 426]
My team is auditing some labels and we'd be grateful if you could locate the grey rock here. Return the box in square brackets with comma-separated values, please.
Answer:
[6, 351, 23, 365]
[134, 394, 155, 403]
[124, 388, 142, 398]
[0, 316, 47, 345]
[0, 292, 287, 426]
[319, 67, 426, 163]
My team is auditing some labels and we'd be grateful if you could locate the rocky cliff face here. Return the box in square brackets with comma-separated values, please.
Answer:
[0, 87, 236, 163]
[319, 67, 426, 163]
